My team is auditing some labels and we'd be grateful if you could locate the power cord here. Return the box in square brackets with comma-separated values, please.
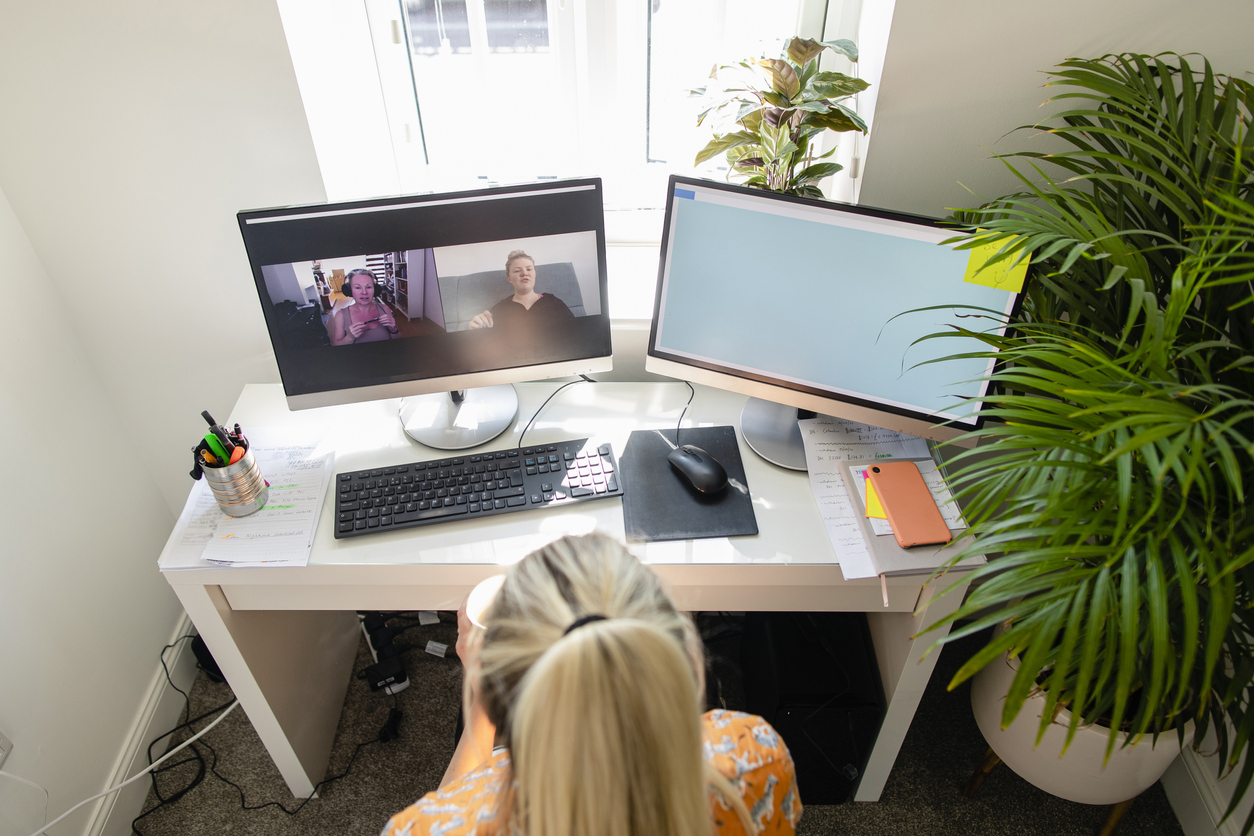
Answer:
[132, 623, 425, 834]
[27, 699, 242, 836]
[516, 375, 594, 449]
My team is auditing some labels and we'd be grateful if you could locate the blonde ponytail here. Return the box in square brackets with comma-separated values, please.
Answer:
[511, 620, 709, 836]
[470, 532, 760, 836]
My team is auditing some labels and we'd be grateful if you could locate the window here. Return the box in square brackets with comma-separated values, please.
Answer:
[277, 0, 886, 317]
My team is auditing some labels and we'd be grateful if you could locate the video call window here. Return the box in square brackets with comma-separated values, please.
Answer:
[239, 180, 611, 403]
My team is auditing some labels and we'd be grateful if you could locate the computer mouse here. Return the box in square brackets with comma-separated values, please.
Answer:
[667, 444, 728, 494]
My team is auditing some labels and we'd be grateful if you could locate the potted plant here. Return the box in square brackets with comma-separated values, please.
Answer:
[692, 36, 869, 197]
[924, 53, 1254, 830]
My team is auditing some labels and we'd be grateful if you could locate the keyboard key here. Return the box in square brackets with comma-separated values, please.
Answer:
[599, 444, 612, 456]
[495, 486, 525, 498]
[339, 521, 353, 532]
[608, 477, 619, 492]
[570, 486, 593, 497]
[393, 504, 469, 524]
[530, 493, 542, 503]
[543, 491, 553, 501]
[380, 516, 391, 526]
[508, 496, 526, 507]
[469, 503, 480, 512]
[494, 499, 506, 509]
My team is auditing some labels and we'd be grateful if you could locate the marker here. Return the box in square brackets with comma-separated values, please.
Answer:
[201, 450, 219, 466]
[204, 432, 229, 462]
[228, 446, 245, 465]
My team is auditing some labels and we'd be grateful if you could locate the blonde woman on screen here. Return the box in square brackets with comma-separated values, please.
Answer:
[381, 533, 801, 836]
[467, 249, 574, 332]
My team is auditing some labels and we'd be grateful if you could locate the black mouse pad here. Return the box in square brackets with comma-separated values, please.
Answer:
[620, 425, 759, 542]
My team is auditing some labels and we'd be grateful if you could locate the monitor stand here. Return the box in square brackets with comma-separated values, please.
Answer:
[399, 385, 519, 450]
[740, 398, 814, 471]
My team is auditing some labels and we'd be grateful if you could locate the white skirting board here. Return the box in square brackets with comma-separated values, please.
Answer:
[86, 612, 201, 836]
[1162, 747, 1252, 836]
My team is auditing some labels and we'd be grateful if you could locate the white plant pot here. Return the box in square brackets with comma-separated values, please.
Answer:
[971, 652, 1193, 805]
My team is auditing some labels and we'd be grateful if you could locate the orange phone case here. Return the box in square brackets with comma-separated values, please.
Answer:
[864, 461, 952, 548]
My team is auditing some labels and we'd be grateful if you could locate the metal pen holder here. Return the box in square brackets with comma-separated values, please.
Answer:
[203, 448, 268, 517]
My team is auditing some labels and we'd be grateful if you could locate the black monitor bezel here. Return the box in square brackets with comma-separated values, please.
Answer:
[237, 178, 612, 402]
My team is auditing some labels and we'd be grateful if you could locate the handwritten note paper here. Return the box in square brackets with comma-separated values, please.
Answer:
[160, 429, 333, 570]
[798, 416, 931, 579]
[202, 439, 333, 567]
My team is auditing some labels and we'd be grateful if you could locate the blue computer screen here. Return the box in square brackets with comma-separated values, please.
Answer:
[653, 182, 1018, 426]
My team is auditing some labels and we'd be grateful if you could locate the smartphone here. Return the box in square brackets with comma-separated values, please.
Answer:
[865, 461, 952, 548]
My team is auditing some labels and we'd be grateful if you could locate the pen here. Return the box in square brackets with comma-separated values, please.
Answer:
[211, 424, 236, 456]
[201, 410, 217, 428]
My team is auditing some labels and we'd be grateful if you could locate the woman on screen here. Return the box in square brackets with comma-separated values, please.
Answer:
[326, 269, 398, 346]
[381, 533, 801, 836]
[467, 250, 575, 332]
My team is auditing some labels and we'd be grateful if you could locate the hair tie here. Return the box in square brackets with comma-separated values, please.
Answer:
[564, 614, 608, 635]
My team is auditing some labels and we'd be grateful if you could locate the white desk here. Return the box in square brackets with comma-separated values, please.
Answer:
[159, 382, 970, 802]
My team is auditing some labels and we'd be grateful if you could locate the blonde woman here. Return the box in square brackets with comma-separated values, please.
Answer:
[467, 250, 575, 331]
[381, 533, 801, 836]
[327, 268, 398, 345]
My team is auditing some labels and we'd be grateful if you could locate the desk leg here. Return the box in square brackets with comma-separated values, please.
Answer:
[169, 583, 360, 797]
[854, 575, 972, 801]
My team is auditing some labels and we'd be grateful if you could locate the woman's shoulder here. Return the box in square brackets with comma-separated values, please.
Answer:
[380, 752, 511, 836]
[703, 710, 801, 835]
[702, 709, 788, 757]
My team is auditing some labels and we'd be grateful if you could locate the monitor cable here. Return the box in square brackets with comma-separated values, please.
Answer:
[673, 381, 695, 446]
[516, 375, 594, 449]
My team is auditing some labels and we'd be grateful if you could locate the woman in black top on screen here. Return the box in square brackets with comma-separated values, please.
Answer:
[467, 250, 574, 332]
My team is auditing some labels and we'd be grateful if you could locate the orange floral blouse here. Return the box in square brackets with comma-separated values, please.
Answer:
[380, 710, 801, 836]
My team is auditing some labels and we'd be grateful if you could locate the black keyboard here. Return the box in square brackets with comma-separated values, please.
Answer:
[334, 438, 623, 538]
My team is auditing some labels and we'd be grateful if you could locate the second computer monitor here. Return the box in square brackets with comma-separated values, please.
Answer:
[646, 176, 1020, 460]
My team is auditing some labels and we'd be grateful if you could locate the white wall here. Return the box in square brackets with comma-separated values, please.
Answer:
[261, 262, 306, 305]
[0, 2, 327, 833]
[0, 184, 184, 835]
[857, 0, 1254, 217]
[0, 1, 326, 516]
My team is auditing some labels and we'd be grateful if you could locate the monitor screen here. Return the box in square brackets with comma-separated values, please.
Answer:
[238, 180, 612, 410]
[646, 177, 1020, 442]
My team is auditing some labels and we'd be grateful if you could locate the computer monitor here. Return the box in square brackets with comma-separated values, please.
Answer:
[645, 176, 1020, 469]
[238, 179, 612, 449]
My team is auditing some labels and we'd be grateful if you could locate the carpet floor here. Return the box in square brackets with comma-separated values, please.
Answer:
[131, 615, 1185, 836]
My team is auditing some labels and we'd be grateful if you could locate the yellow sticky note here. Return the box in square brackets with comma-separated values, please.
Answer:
[962, 235, 1030, 293]
[862, 470, 888, 520]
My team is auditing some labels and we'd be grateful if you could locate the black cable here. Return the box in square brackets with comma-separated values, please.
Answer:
[516, 375, 593, 449]
[132, 631, 403, 833]
[133, 635, 225, 833]
[674, 380, 695, 446]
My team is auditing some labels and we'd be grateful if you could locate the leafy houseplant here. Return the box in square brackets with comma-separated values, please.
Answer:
[925, 54, 1254, 830]
[693, 37, 869, 197]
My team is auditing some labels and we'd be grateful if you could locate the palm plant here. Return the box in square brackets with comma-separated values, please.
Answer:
[926, 53, 1254, 832]
[692, 37, 868, 196]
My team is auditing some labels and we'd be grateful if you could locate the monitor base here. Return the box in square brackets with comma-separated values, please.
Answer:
[741, 398, 810, 471]
[399, 385, 520, 450]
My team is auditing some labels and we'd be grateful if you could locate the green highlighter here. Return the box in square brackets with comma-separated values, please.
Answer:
[204, 432, 230, 463]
